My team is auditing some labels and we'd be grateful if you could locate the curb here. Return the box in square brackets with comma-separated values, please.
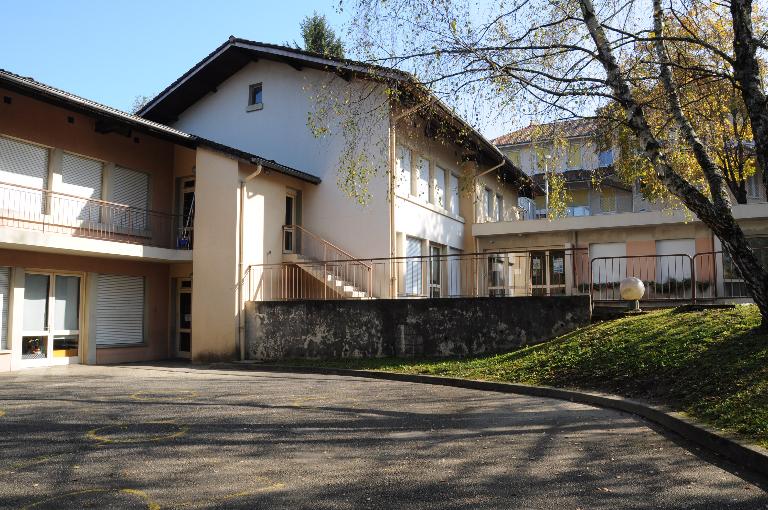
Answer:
[213, 362, 768, 479]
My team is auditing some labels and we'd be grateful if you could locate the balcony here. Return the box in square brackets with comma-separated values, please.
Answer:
[0, 181, 192, 260]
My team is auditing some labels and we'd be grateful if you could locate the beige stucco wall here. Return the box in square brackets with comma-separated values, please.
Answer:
[240, 160, 310, 300]
[172, 60, 391, 262]
[190, 148, 239, 361]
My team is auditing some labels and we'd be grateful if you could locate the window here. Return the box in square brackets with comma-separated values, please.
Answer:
[598, 149, 614, 167]
[655, 239, 695, 283]
[417, 157, 430, 200]
[0, 135, 49, 214]
[599, 189, 617, 213]
[447, 248, 462, 296]
[429, 244, 442, 297]
[405, 236, 423, 296]
[21, 272, 82, 360]
[485, 188, 493, 218]
[434, 166, 447, 208]
[95, 274, 145, 346]
[746, 173, 761, 199]
[567, 141, 582, 169]
[495, 193, 503, 221]
[61, 152, 103, 222]
[395, 145, 412, 195]
[247, 83, 263, 111]
[111, 166, 150, 230]
[507, 149, 521, 168]
[449, 173, 460, 216]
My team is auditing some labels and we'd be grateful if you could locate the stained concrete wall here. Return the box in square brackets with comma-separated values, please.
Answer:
[245, 296, 590, 360]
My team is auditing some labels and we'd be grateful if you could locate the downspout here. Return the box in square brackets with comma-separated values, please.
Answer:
[389, 119, 397, 298]
[238, 162, 263, 361]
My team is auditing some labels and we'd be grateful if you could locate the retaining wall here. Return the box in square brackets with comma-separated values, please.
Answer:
[245, 296, 591, 360]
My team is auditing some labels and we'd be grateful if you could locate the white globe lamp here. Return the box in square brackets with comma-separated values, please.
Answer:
[619, 277, 645, 312]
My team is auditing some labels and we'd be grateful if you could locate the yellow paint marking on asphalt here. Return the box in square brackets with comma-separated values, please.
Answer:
[86, 421, 189, 444]
[0, 453, 70, 474]
[172, 482, 286, 508]
[20, 488, 161, 509]
[130, 390, 199, 401]
[0, 408, 5, 417]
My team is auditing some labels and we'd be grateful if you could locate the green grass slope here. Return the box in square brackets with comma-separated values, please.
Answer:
[281, 305, 768, 448]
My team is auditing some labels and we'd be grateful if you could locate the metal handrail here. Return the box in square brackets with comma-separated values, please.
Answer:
[283, 224, 373, 269]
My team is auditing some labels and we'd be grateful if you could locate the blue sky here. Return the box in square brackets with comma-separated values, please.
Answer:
[0, 0, 347, 112]
[1, 0, 516, 138]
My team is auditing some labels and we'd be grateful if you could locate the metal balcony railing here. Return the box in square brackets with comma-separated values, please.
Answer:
[0, 181, 189, 249]
[244, 248, 591, 301]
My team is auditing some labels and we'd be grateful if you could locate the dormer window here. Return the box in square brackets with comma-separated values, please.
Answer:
[247, 83, 263, 111]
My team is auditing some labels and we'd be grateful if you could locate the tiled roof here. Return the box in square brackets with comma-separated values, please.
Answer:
[0, 69, 321, 184]
[493, 118, 598, 147]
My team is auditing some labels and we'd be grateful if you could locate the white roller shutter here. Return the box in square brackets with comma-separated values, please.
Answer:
[0, 267, 8, 350]
[656, 239, 695, 282]
[0, 136, 49, 215]
[95, 274, 145, 346]
[0, 136, 49, 188]
[111, 166, 149, 230]
[61, 152, 102, 222]
[405, 236, 423, 296]
[590, 242, 626, 284]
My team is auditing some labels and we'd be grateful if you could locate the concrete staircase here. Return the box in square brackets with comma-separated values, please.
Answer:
[283, 253, 371, 299]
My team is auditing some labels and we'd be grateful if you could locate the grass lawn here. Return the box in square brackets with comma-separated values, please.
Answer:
[276, 305, 768, 448]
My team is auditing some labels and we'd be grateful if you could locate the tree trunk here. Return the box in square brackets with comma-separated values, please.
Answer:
[725, 178, 748, 204]
[580, 0, 768, 327]
[730, 0, 768, 200]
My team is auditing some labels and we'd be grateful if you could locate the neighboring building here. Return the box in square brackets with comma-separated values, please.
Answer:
[0, 40, 528, 370]
[481, 118, 768, 300]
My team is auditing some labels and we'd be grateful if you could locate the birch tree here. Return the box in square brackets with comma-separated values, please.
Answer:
[339, 0, 768, 325]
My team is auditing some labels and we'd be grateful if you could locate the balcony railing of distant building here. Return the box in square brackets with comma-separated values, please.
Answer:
[0, 181, 190, 249]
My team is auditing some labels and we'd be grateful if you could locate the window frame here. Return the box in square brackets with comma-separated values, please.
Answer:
[247, 83, 263, 112]
[449, 172, 460, 217]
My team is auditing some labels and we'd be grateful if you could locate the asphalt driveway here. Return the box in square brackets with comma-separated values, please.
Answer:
[0, 364, 765, 509]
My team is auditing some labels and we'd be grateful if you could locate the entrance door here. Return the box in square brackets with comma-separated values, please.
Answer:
[283, 192, 296, 253]
[176, 279, 192, 359]
[530, 250, 566, 296]
[21, 272, 82, 366]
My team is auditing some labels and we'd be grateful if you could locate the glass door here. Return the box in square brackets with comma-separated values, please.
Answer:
[178, 177, 195, 249]
[283, 192, 296, 253]
[21, 272, 81, 365]
[429, 245, 441, 298]
[530, 251, 566, 296]
[176, 279, 192, 359]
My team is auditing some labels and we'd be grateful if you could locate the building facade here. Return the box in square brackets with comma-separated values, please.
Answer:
[482, 119, 768, 301]
[0, 69, 321, 371]
[0, 40, 526, 371]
